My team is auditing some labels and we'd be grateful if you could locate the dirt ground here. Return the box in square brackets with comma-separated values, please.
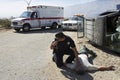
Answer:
[44, 31, 120, 80]
[0, 29, 120, 80]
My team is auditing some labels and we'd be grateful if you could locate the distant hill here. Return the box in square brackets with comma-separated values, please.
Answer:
[65, 0, 120, 18]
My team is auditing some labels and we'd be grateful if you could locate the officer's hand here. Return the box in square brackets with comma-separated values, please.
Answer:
[50, 41, 58, 49]
[52, 41, 58, 46]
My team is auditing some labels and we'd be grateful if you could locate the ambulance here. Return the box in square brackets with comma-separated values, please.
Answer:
[11, 5, 64, 32]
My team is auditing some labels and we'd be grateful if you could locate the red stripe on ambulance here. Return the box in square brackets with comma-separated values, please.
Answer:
[23, 17, 64, 21]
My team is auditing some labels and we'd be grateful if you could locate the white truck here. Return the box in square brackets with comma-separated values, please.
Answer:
[11, 5, 64, 32]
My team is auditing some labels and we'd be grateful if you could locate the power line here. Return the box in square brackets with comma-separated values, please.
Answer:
[24, 0, 32, 6]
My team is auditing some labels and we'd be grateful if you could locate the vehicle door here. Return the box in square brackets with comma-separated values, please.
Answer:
[30, 12, 40, 28]
[77, 16, 84, 38]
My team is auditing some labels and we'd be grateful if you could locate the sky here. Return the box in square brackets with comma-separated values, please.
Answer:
[0, 0, 96, 18]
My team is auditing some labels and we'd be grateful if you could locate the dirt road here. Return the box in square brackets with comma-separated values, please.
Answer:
[0, 29, 62, 80]
[0, 29, 120, 80]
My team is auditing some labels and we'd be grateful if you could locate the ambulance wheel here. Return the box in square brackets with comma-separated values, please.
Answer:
[41, 26, 46, 29]
[51, 22, 58, 29]
[23, 24, 30, 32]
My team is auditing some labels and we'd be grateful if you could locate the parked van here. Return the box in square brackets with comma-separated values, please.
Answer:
[11, 5, 64, 32]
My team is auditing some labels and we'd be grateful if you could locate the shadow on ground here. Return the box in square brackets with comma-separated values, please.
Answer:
[87, 41, 120, 57]
[60, 68, 93, 80]
[13, 28, 63, 34]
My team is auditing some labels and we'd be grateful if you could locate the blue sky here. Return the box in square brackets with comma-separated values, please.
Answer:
[0, 0, 96, 18]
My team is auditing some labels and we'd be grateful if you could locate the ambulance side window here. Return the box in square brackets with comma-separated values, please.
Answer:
[31, 12, 38, 18]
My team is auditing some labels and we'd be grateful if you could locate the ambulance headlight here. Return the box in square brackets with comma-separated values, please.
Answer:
[17, 21, 24, 25]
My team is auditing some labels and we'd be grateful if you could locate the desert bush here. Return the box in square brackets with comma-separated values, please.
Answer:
[0, 18, 11, 29]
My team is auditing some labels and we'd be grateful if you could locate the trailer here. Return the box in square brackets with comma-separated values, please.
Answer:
[84, 10, 120, 53]
[11, 5, 64, 32]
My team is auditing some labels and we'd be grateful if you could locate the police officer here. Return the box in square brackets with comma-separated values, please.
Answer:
[50, 32, 80, 71]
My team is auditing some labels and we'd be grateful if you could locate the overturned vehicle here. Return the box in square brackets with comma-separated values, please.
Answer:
[84, 10, 120, 53]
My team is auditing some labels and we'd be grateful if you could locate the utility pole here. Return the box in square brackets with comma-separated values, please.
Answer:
[24, 0, 32, 7]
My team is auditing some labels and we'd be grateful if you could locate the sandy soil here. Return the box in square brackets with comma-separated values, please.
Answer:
[0, 30, 119, 80]
[44, 31, 120, 80]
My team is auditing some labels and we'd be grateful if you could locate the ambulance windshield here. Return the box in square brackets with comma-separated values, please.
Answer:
[20, 11, 31, 18]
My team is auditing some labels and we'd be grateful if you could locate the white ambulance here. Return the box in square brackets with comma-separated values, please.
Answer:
[11, 5, 64, 32]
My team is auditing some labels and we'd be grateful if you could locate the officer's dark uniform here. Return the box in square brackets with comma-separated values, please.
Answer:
[53, 36, 76, 68]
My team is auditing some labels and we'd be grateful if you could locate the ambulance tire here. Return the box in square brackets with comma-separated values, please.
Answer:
[23, 24, 30, 32]
[41, 26, 46, 29]
[51, 22, 58, 29]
